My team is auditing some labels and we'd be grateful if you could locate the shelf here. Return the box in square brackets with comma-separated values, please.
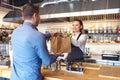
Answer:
[0, 28, 14, 30]
[88, 33, 119, 35]
[86, 42, 120, 44]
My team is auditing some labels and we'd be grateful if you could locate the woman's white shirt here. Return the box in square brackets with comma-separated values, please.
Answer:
[71, 32, 87, 53]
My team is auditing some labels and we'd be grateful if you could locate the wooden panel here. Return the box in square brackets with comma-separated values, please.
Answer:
[0, 69, 2, 77]
[0, 64, 120, 80]
[0, 68, 10, 78]
[99, 65, 120, 78]
[82, 62, 100, 68]
[42, 68, 120, 80]
[1, 69, 10, 78]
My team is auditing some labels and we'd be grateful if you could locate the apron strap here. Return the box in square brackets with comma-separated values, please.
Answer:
[77, 32, 82, 40]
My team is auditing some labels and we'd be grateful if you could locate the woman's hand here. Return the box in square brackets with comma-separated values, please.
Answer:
[56, 52, 63, 56]
[62, 32, 68, 37]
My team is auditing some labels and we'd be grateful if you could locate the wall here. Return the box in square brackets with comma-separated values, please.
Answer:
[37, 20, 120, 59]
[38, 20, 120, 31]
[86, 43, 120, 59]
[37, 22, 72, 33]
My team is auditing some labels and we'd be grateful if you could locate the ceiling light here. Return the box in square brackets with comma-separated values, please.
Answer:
[91, 0, 96, 2]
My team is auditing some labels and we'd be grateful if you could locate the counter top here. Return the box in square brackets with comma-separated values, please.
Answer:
[0, 63, 120, 80]
[42, 67, 120, 80]
[42, 68, 99, 80]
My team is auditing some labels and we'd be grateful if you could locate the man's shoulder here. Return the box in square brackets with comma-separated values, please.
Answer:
[12, 26, 22, 34]
[32, 31, 46, 41]
[35, 31, 44, 36]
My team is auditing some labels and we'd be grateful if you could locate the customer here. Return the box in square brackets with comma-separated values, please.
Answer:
[10, 3, 61, 80]
[67, 20, 87, 62]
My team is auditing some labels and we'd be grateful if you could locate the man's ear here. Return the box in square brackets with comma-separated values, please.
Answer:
[33, 13, 37, 19]
[32, 13, 38, 22]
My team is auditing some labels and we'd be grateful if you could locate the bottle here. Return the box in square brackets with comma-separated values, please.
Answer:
[99, 27, 103, 33]
[117, 25, 120, 33]
[9, 40, 13, 67]
[51, 62, 57, 71]
[107, 26, 111, 33]
[103, 23, 107, 33]
[95, 23, 99, 33]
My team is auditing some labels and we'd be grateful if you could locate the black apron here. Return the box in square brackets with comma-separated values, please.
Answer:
[66, 32, 84, 62]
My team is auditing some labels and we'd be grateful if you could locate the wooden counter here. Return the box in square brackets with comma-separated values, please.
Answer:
[42, 67, 120, 80]
[0, 63, 120, 80]
[0, 67, 11, 79]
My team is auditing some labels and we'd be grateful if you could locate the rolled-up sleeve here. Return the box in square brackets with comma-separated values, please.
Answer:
[71, 34, 87, 47]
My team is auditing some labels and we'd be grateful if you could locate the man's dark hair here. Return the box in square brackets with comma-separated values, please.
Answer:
[22, 3, 39, 19]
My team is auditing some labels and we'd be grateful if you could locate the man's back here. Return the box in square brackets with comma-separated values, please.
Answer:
[11, 22, 51, 80]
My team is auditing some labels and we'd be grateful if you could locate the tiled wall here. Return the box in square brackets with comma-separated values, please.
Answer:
[85, 42, 120, 60]
[86, 43, 120, 55]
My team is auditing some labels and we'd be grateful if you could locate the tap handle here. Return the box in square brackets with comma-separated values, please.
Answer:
[55, 61, 61, 70]
[66, 62, 72, 71]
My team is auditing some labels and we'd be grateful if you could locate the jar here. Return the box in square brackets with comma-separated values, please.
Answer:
[112, 29, 116, 33]
[99, 36, 104, 43]
[91, 28, 95, 33]
[95, 28, 99, 33]
[117, 37, 120, 41]
[99, 27, 103, 33]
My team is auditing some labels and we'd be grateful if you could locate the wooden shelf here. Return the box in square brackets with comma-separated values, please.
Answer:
[87, 42, 120, 44]
[0, 28, 14, 30]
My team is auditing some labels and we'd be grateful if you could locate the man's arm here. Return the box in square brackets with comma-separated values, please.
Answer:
[35, 33, 57, 66]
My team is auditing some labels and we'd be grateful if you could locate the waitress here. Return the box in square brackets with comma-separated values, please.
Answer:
[67, 19, 87, 62]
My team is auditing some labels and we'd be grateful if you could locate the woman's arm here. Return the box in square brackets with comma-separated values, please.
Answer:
[71, 34, 87, 47]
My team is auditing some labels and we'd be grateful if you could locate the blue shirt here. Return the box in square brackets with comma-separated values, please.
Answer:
[10, 22, 57, 80]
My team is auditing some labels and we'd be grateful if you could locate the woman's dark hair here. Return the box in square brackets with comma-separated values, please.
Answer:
[74, 19, 83, 26]
[22, 3, 39, 19]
